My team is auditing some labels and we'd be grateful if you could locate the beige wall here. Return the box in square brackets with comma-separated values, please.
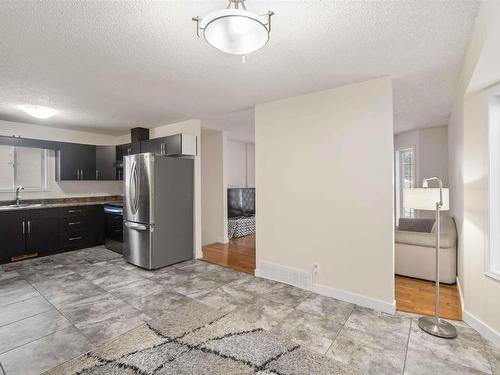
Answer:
[448, 1, 500, 345]
[0, 120, 123, 201]
[201, 128, 227, 245]
[225, 139, 255, 189]
[394, 126, 448, 186]
[394, 126, 448, 219]
[461, 90, 500, 341]
[255, 78, 395, 312]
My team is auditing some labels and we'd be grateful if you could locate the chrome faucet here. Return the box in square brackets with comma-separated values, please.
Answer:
[15, 186, 24, 206]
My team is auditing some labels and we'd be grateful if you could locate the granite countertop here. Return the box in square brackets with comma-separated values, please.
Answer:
[0, 196, 123, 212]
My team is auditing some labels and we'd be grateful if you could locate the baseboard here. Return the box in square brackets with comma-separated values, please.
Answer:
[313, 283, 396, 314]
[456, 276, 464, 311]
[462, 310, 500, 347]
[256, 261, 395, 315]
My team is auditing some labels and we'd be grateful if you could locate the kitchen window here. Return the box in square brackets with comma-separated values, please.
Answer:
[395, 147, 416, 222]
[0, 145, 49, 192]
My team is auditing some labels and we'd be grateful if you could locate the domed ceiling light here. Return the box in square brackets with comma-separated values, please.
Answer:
[192, 0, 274, 55]
[19, 105, 57, 119]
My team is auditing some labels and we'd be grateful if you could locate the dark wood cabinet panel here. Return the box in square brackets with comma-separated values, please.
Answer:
[96, 146, 116, 181]
[57, 143, 80, 181]
[0, 211, 26, 262]
[56, 143, 96, 181]
[140, 134, 196, 156]
[1, 205, 107, 263]
[80, 144, 97, 181]
[26, 216, 58, 256]
[58, 205, 103, 250]
[140, 138, 162, 154]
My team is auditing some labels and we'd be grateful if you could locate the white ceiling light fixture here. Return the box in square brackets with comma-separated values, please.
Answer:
[193, 0, 274, 55]
[19, 105, 58, 119]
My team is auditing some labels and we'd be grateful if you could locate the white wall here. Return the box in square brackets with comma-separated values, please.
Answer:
[246, 143, 255, 187]
[448, 1, 500, 345]
[201, 128, 227, 245]
[255, 78, 395, 313]
[0, 120, 123, 201]
[394, 126, 448, 219]
[225, 139, 255, 188]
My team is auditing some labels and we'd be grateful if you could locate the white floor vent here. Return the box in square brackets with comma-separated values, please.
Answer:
[256, 261, 312, 290]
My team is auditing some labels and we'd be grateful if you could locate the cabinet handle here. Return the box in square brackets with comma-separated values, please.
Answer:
[22, 221, 25, 235]
[27, 220, 31, 235]
[114, 229, 122, 233]
[68, 209, 82, 213]
[68, 236, 82, 241]
[96, 170, 99, 180]
[81, 169, 84, 180]
[68, 221, 81, 226]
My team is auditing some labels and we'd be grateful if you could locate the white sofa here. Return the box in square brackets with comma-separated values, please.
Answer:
[395, 214, 457, 284]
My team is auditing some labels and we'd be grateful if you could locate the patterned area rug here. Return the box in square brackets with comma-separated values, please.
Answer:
[46, 302, 358, 375]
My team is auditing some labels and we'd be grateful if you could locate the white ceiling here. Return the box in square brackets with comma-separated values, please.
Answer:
[0, 1, 478, 136]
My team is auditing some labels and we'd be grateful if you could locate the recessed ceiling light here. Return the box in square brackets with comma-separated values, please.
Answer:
[193, 0, 274, 55]
[19, 105, 58, 119]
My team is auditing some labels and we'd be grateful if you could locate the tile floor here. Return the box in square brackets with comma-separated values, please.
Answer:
[0, 246, 499, 374]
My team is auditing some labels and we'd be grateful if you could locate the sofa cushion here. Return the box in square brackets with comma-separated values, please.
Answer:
[395, 230, 456, 248]
[397, 218, 435, 233]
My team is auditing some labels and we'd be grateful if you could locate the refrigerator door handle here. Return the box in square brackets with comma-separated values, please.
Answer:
[124, 221, 148, 231]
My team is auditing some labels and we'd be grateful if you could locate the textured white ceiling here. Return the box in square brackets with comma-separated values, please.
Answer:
[0, 0, 478, 135]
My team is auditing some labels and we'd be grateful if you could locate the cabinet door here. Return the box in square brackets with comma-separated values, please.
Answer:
[0, 211, 25, 263]
[140, 139, 161, 154]
[89, 205, 105, 246]
[96, 146, 116, 181]
[57, 143, 80, 181]
[80, 144, 96, 181]
[26, 216, 59, 256]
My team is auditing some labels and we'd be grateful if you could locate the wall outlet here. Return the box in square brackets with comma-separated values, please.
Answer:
[312, 263, 319, 277]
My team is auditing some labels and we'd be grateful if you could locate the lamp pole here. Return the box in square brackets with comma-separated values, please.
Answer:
[418, 177, 457, 339]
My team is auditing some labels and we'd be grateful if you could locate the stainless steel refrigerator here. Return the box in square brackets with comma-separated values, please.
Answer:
[123, 153, 193, 269]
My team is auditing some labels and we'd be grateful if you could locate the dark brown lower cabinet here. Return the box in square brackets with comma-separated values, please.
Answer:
[0, 205, 105, 264]
[0, 209, 58, 262]
[0, 211, 26, 262]
[24, 209, 59, 256]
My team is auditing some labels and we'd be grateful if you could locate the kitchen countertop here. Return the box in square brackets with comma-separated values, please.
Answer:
[0, 196, 123, 212]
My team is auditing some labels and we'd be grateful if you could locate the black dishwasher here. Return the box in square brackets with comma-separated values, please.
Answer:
[103, 203, 123, 254]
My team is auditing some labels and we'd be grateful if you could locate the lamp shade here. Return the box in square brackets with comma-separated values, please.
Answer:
[403, 188, 449, 211]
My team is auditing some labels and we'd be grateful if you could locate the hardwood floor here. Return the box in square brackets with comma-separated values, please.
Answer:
[202, 234, 256, 275]
[395, 275, 462, 320]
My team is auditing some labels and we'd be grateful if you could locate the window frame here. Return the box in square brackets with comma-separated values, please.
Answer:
[0, 146, 49, 193]
[487, 89, 500, 281]
[395, 146, 417, 223]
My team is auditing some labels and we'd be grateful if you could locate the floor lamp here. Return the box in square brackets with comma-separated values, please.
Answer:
[403, 177, 457, 339]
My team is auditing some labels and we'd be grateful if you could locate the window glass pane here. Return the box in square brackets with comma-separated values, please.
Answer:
[398, 147, 415, 219]
[0, 145, 15, 190]
[15, 147, 46, 189]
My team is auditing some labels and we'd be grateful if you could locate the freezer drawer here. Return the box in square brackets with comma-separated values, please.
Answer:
[123, 221, 153, 269]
